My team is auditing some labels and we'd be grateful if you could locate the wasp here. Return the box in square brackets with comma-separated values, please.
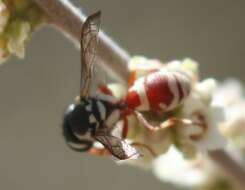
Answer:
[62, 11, 141, 160]
[62, 11, 193, 160]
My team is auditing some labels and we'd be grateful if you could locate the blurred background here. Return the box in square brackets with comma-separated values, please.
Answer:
[0, 0, 244, 189]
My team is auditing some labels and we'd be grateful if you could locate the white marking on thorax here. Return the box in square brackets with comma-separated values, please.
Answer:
[97, 101, 106, 120]
[96, 94, 118, 104]
[89, 114, 99, 130]
[105, 109, 120, 127]
[89, 114, 97, 123]
[129, 77, 150, 111]
[88, 113, 99, 131]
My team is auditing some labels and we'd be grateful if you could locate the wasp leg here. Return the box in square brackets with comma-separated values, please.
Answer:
[121, 116, 156, 157]
[121, 117, 129, 139]
[133, 111, 160, 131]
[133, 111, 203, 132]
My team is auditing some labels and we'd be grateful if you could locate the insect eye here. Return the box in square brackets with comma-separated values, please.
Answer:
[65, 104, 90, 136]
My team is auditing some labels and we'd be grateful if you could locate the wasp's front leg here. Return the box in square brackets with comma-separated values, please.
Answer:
[120, 115, 157, 157]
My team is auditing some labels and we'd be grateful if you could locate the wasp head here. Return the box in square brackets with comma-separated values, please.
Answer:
[64, 101, 92, 133]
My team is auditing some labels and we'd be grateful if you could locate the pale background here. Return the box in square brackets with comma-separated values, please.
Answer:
[0, 0, 244, 189]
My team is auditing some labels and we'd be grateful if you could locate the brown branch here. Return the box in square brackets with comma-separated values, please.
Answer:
[34, 0, 130, 83]
[209, 150, 245, 190]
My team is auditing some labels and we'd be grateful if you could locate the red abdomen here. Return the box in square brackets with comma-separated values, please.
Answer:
[125, 70, 191, 113]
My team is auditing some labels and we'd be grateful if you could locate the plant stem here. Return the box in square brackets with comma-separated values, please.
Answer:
[34, 0, 245, 188]
[209, 150, 245, 190]
[34, 0, 130, 83]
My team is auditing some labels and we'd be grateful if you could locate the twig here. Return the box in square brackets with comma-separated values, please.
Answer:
[209, 150, 245, 190]
[34, 0, 130, 83]
[34, 0, 245, 188]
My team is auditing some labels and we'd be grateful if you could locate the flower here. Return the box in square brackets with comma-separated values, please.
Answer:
[150, 78, 243, 189]
[110, 56, 227, 160]
[152, 146, 209, 187]
[152, 146, 234, 189]
[0, 0, 43, 63]
[174, 79, 227, 157]
[214, 79, 245, 151]
[0, 1, 9, 33]
[6, 19, 31, 58]
[128, 56, 226, 158]
[128, 56, 199, 83]
[102, 56, 241, 190]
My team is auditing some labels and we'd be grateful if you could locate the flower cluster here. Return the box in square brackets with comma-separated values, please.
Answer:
[214, 79, 245, 153]
[153, 146, 233, 189]
[110, 56, 226, 159]
[107, 56, 245, 188]
[0, 0, 43, 63]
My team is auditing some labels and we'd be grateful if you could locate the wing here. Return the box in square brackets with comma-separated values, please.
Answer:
[94, 130, 141, 160]
[80, 11, 101, 98]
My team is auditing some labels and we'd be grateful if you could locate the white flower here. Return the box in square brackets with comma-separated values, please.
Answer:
[0, 2, 9, 33]
[165, 58, 199, 82]
[7, 20, 31, 58]
[0, 0, 43, 63]
[128, 56, 199, 83]
[152, 146, 208, 187]
[176, 79, 226, 154]
[213, 79, 244, 107]
[214, 79, 245, 149]
[129, 56, 163, 72]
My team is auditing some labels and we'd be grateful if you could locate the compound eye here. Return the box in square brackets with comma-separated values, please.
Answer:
[66, 103, 90, 136]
